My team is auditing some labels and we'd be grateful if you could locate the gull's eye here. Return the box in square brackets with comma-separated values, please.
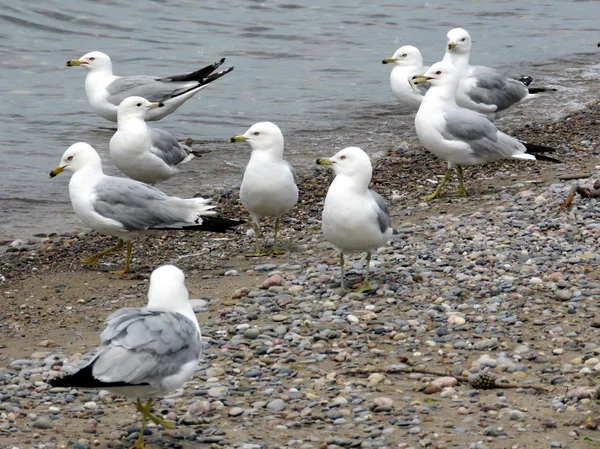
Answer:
[460, 38, 466, 42]
[67, 156, 73, 161]
[136, 103, 142, 107]
[340, 155, 346, 160]
[402, 53, 407, 57]
[435, 70, 442, 75]
[253, 132, 260, 136]
[89, 57, 96, 61]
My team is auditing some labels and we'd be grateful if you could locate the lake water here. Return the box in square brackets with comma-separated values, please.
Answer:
[1, 0, 599, 240]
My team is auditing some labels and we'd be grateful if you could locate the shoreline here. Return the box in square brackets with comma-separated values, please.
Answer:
[0, 100, 599, 448]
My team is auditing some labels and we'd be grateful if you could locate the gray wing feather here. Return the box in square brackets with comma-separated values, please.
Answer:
[441, 109, 520, 161]
[285, 161, 298, 184]
[93, 308, 201, 385]
[468, 66, 528, 111]
[92, 178, 192, 231]
[106, 76, 196, 106]
[370, 190, 391, 234]
[149, 128, 190, 166]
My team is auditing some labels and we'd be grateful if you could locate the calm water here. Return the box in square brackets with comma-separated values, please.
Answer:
[1, 0, 599, 240]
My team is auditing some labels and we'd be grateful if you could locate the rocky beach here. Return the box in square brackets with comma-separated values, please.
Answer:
[1, 101, 600, 449]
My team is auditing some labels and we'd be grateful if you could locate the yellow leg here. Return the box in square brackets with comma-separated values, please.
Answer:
[355, 252, 374, 293]
[135, 399, 176, 429]
[456, 165, 467, 197]
[132, 398, 152, 449]
[421, 168, 453, 200]
[246, 222, 269, 257]
[81, 239, 123, 265]
[110, 241, 133, 275]
[340, 252, 349, 292]
[270, 217, 286, 255]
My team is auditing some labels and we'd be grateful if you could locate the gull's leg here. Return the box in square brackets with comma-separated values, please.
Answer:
[456, 165, 467, 197]
[340, 252, 349, 292]
[356, 252, 374, 293]
[135, 398, 176, 429]
[421, 168, 453, 200]
[270, 217, 286, 255]
[132, 398, 152, 449]
[110, 241, 133, 275]
[246, 221, 269, 257]
[81, 239, 123, 265]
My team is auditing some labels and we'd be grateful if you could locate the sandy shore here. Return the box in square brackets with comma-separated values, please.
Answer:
[1, 101, 599, 449]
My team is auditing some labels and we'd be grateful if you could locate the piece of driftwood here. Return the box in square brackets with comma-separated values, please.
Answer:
[559, 179, 600, 209]
[342, 366, 553, 392]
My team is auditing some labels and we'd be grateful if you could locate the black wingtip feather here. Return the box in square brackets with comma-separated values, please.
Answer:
[165, 58, 227, 83]
[528, 87, 557, 94]
[519, 75, 533, 87]
[49, 363, 148, 389]
[170, 66, 234, 99]
[153, 216, 244, 233]
[524, 143, 562, 164]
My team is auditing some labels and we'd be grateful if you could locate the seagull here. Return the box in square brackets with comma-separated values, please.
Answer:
[442, 28, 553, 120]
[413, 61, 560, 200]
[50, 142, 242, 274]
[50, 264, 201, 449]
[316, 147, 392, 292]
[382, 45, 429, 111]
[66, 51, 234, 122]
[229, 122, 298, 256]
[110, 96, 201, 184]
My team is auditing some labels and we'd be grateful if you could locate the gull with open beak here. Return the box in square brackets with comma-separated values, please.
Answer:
[66, 51, 234, 122]
[109, 96, 200, 184]
[316, 147, 392, 292]
[229, 122, 298, 256]
[412, 62, 560, 200]
[50, 142, 243, 274]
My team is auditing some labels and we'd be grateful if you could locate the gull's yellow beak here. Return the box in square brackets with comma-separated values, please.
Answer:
[381, 57, 396, 65]
[228, 134, 247, 143]
[66, 59, 86, 67]
[412, 74, 432, 85]
[447, 41, 457, 50]
[49, 166, 65, 178]
[150, 102, 161, 108]
[315, 158, 333, 166]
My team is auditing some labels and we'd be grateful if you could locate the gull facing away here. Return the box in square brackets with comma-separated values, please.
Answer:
[110, 96, 201, 184]
[50, 143, 242, 274]
[50, 265, 201, 449]
[66, 51, 234, 122]
[230, 122, 298, 256]
[382, 45, 429, 111]
[442, 28, 553, 120]
[413, 62, 560, 200]
[316, 147, 392, 292]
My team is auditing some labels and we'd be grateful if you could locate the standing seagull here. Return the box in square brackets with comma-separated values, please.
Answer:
[413, 62, 560, 200]
[50, 265, 201, 449]
[382, 45, 429, 111]
[229, 122, 298, 256]
[50, 143, 242, 274]
[442, 28, 553, 120]
[110, 96, 200, 184]
[66, 51, 233, 122]
[316, 147, 392, 292]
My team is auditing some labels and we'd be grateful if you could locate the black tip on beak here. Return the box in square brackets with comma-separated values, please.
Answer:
[158, 102, 165, 108]
[228, 137, 236, 143]
[66, 61, 72, 66]
[49, 170, 56, 178]
[381, 59, 388, 64]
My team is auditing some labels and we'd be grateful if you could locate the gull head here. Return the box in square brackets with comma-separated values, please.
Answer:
[66, 51, 112, 72]
[316, 146, 372, 182]
[117, 96, 163, 120]
[229, 122, 284, 154]
[412, 62, 458, 87]
[148, 265, 190, 311]
[382, 45, 423, 67]
[446, 28, 471, 54]
[50, 142, 102, 178]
